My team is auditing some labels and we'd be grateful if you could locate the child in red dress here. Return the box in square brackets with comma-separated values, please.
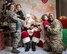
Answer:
[41, 14, 52, 51]
[41, 14, 50, 42]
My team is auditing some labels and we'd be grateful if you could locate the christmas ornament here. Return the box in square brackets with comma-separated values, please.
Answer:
[41, 0, 48, 4]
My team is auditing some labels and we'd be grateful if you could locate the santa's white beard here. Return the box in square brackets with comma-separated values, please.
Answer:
[28, 17, 35, 24]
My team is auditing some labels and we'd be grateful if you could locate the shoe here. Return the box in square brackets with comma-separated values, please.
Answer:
[44, 49, 52, 52]
[25, 42, 30, 52]
[32, 42, 36, 51]
[32, 48, 36, 51]
[63, 47, 67, 51]
[12, 48, 20, 53]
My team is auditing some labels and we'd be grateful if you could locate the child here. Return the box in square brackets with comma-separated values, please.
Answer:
[41, 14, 51, 51]
[16, 4, 25, 20]
[41, 14, 50, 31]
[15, 4, 25, 31]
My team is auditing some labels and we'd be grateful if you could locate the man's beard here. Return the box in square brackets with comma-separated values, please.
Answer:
[48, 19, 53, 23]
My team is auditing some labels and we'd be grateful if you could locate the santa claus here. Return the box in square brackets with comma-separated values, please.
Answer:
[21, 14, 41, 51]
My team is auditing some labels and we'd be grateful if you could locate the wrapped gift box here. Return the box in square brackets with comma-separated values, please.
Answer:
[0, 32, 5, 50]
[59, 18, 67, 28]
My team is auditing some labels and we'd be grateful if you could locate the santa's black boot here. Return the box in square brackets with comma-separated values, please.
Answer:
[32, 42, 36, 51]
[25, 42, 30, 52]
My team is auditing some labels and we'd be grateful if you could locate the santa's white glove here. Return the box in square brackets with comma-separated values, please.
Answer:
[34, 27, 38, 31]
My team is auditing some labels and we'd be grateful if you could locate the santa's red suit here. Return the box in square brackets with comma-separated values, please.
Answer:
[21, 26, 41, 44]
[21, 14, 41, 51]
[21, 29, 30, 44]
[32, 30, 40, 43]
[21, 25, 41, 51]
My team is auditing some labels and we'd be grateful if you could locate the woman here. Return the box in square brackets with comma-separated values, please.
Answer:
[7, 3, 24, 53]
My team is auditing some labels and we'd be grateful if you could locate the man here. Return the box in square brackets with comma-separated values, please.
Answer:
[46, 13, 64, 54]
[7, 3, 24, 53]
[21, 14, 41, 51]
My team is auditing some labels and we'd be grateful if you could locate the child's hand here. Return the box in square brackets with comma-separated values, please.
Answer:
[34, 27, 38, 31]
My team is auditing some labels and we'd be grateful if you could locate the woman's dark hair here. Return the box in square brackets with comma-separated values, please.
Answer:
[41, 14, 48, 21]
[7, 3, 15, 10]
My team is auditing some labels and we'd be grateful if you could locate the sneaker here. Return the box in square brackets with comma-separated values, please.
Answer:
[12, 48, 20, 53]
